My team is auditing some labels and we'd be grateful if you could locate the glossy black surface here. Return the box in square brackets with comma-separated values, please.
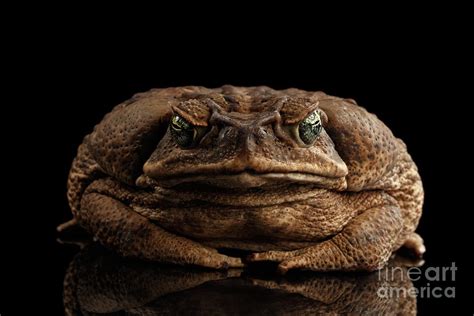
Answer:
[63, 243, 419, 315]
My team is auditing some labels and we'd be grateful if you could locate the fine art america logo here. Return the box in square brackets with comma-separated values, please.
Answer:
[377, 262, 457, 299]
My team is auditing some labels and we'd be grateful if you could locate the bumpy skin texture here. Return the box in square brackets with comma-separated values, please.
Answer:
[63, 85, 424, 272]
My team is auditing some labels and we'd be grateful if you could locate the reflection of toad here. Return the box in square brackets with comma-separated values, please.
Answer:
[61, 86, 424, 273]
[64, 244, 417, 315]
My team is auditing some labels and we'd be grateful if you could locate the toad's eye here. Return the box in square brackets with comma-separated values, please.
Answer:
[298, 110, 322, 145]
[170, 114, 207, 148]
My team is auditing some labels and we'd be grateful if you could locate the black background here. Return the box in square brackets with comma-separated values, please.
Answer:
[2, 9, 472, 315]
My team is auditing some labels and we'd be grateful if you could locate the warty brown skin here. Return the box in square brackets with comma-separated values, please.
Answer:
[62, 85, 424, 273]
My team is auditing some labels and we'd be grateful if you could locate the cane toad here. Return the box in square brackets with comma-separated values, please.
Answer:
[61, 85, 424, 273]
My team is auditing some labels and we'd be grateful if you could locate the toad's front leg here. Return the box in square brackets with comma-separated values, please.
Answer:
[248, 204, 403, 273]
[77, 192, 243, 269]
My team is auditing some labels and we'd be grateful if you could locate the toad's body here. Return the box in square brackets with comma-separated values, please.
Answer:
[63, 86, 424, 273]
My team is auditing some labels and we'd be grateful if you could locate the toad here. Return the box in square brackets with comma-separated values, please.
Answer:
[60, 86, 424, 273]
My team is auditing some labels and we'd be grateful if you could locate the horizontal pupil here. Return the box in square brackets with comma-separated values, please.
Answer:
[303, 121, 320, 127]
[171, 122, 183, 130]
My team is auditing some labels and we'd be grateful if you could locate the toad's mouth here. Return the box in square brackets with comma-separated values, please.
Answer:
[139, 171, 347, 192]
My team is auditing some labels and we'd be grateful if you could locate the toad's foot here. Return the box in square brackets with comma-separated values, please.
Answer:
[79, 192, 244, 269]
[401, 232, 425, 258]
[248, 204, 403, 274]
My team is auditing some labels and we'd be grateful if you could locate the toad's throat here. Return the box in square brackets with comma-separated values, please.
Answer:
[131, 184, 356, 246]
[148, 176, 346, 209]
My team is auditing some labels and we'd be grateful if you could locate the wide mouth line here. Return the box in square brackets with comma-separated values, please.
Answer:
[155, 170, 342, 180]
[145, 170, 347, 191]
